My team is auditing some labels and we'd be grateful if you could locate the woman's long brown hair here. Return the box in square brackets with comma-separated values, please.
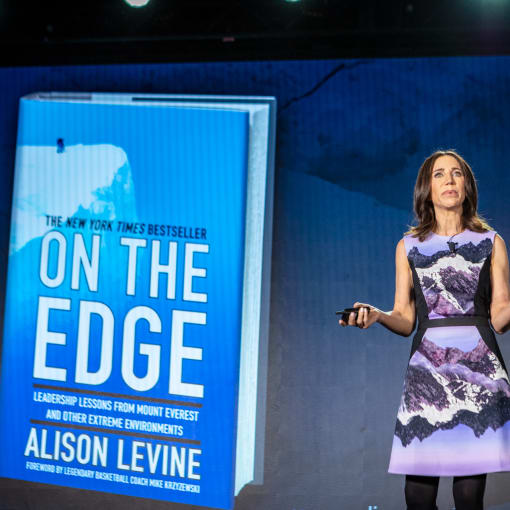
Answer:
[405, 149, 492, 241]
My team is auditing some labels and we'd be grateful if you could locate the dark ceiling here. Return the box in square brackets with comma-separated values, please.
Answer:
[2, 0, 510, 65]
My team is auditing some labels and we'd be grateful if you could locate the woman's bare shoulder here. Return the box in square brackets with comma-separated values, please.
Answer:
[495, 232, 506, 244]
[493, 233, 508, 261]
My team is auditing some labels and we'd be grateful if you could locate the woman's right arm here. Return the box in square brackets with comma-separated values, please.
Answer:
[376, 238, 416, 337]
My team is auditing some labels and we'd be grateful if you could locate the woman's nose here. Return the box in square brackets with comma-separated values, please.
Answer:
[445, 171, 455, 183]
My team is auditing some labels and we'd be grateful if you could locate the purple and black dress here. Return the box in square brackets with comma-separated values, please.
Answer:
[388, 228, 510, 476]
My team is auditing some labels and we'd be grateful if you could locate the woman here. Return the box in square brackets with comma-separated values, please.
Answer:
[340, 149, 510, 510]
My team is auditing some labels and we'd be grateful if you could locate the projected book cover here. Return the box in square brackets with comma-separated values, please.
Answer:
[0, 93, 276, 509]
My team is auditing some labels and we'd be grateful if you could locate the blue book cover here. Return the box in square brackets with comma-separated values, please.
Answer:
[0, 96, 250, 509]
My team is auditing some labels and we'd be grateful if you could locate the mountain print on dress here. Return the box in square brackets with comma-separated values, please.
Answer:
[389, 230, 510, 476]
[395, 336, 510, 447]
[409, 238, 493, 317]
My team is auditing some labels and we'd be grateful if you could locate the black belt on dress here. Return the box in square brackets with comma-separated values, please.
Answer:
[417, 316, 491, 330]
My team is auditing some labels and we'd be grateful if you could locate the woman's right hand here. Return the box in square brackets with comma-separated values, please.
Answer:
[338, 302, 380, 329]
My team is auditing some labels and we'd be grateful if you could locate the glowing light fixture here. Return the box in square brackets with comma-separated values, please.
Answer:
[123, 0, 151, 7]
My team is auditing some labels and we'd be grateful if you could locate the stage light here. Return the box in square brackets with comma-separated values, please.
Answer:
[123, 0, 151, 7]
[284, 0, 301, 3]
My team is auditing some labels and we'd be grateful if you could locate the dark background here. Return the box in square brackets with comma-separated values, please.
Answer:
[2, 2, 510, 510]
[3, 0, 510, 65]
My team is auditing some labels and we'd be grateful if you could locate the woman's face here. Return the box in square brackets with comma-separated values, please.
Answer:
[429, 155, 466, 211]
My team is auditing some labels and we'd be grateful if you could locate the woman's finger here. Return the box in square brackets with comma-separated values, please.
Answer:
[359, 307, 365, 328]
[357, 307, 364, 327]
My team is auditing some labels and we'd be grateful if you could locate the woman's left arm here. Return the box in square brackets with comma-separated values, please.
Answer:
[490, 234, 510, 334]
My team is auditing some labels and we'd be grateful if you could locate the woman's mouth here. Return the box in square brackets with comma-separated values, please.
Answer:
[442, 190, 458, 196]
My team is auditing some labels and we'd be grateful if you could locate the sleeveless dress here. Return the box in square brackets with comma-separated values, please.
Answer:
[388, 229, 510, 476]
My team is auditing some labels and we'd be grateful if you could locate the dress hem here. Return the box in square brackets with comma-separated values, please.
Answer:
[388, 468, 510, 476]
